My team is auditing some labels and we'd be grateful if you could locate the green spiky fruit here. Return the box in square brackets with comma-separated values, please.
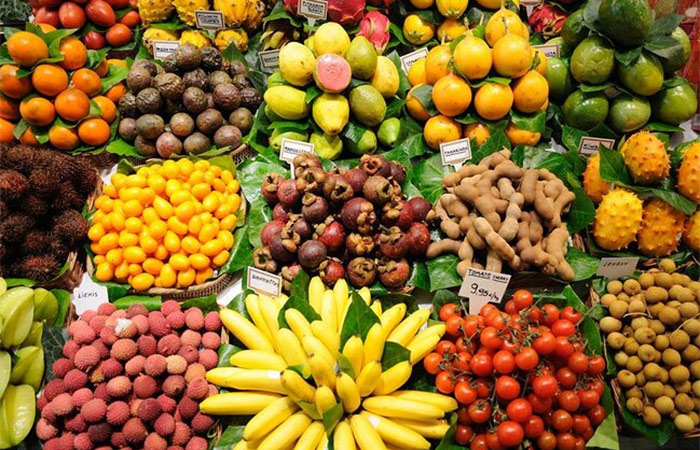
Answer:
[137, 0, 174, 25]
[583, 152, 611, 203]
[620, 130, 670, 185]
[172, 0, 209, 26]
[593, 189, 643, 251]
[677, 142, 700, 204]
[683, 210, 700, 251]
[636, 198, 685, 256]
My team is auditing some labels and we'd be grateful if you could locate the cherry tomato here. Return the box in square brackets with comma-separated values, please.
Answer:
[532, 331, 556, 355]
[528, 393, 553, 413]
[578, 389, 600, 410]
[574, 436, 586, 450]
[587, 404, 606, 426]
[474, 378, 492, 398]
[568, 352, 589, 374]
[555, 367, 578, 390]
[528, 306, 543, 323]
[532, 374, 559, 399]
[492, 350, 515, 374]
[506, 398, 532, 423]
[587, 355, 606, 375]
[486, 431, 506, 450]
[471, 434, 488, 450]
[561, 306, 582, 324]
[436, 371, 455, 394]
[457, 405, 472, 425]
[504, 299, 517, 314]
[552, 319, 576, 337]
[470, 353, 493, 377]
[515, 347, 539, 371]
[439, 303, 460, 321]
[557, 390, 581, 412]
[556, 432, 577, 450]
[423, 352, 442, 375]
[455, 381, 478, 405]
[446, 315, 463, 337]
[463, 316, 480, 337]
[455, 425, 474, 445]
[586, 379, 605, 398]
[580, 426, 595, 441]
[537, 431, 557, 450]
[541, 304, 560, 326]
[480, 326, 502, 349]
[572, 414, 591, 434]
[554, 336, 575, 358]
[551, 410, 573, 432]
[436, 340, 456, 356]
[454, 351, 471, 371]
[524, 414, 545, 438]
[468, 400, 492, 424]
[480, 303, 498, 318]
[513, 289, 533, 310]
[495, 375, 521, 400]
[455, 337, 469, 353]
[486, 312, 507, 330]
[497, 421, 524, 447]
[500, 339, 518, 354]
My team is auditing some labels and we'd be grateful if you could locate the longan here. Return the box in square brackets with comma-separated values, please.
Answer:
[636, 371, 647, 387]
[645, 286, 668, 304]
[671, 273, 690, 287]
[683, 319, 700, 337]
[659, 306, 681, 326]
[627, 355, 644, 373]
[634, 327, 656, 344]
[625, 338, 640, 355]
[628, 300, 647, 314]
[617, 370, 636, 388]
[644, 381, 664, 398]
[609, 300, 629, 319]
[638, 273, 655, 289]
[670, 330, 691, 350]
[680, 302, 699, 318]
[674, 414, 694, 433]
[662, 385, 676, 398]
[624, 279, 642, 295]
[659, 258, 676, 273]
[601, 318, 623, 334]
[648, 303, 664, 318]
[643, 362, 663, 380]
[601, 293, 617, 307]
[690, 360, 700, 378]
[614, 351, 630, 367]
[617, 292, 631, 303]
[649, 320, 666, 335]
[654, 334, 670, 351]
[607, 280, 623, 295]
[631, 317, 649, 330]
[662, 349, 682, 367]
[654, 396, 675, 415]
[643, 406, 662, 426]
[626, 397, 644, 414]
[675, 393, 694, 413]
[670, 365, 690, 384]
[627, 386, 643, 399]
[682, 344, 700, 362]
[655, 272, 673, 289]
[688, 281, 700, 293]
[638, 344, 658, 363]
[607, 331, 626, 349]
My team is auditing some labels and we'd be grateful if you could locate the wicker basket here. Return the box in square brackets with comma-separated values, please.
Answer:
[231, 144, 256, 165]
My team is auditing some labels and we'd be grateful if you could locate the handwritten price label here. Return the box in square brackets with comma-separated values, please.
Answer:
[72, 273, 109, 315]
[578, 137, 616, 156]
[258, 49, 280, 72]
[152, 41, 180, 60]
[459, 269, 511, 315]
[298, 0, 327, 22]
[195, 10, 225, 29]
[440, 138, 472, 169]
[247, 267, 282, 298]
[279, 139, 315, 177]
[400, 48, 429, 73]
[533, 44, 560, 58]
[596, 257, 639, 279]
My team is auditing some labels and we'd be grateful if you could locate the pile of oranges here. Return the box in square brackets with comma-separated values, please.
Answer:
[88, 158, 242, 291]
[405, 7, 550, 150]
[0, 27, 127, 150]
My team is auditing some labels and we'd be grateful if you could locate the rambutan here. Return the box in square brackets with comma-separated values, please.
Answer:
[201, 332, 220, 350]
[166, 355, 187, 374]
[134, 375, 159, 398]
[138, 398, 163, 422]
[186, 377, 209, 400]
[158, 334, 181, 356]
[36, 418, 58, 441]
[204, 312, 221, 331]
[0, 213, 34, 244]
[80, 398, 107, 423]
[74, 346, 101, 371]
[154, 413, 176, 437]
[148, 311, 170, 337]
[123, 418, 148, 444]
[106, 375, 132, 398]
[106, 400, 131, 426]
[73, 158, 98, 195]
[111, 338, 138, 361]
[184, 308, 204, 330]
[24, 194, 49, 217]
[53, 210, 88, 245]
[138, 335, 157, 356]
[54, 184, 85, 211]
[23, 230, 52, 254]
[63, 369, 88, 392]
[0, 169, 28, 201]
[44, 378, 66, 402]
[162, 375, 185, 398]
[198, 349, 218, 370]
[28, 168, 58, 197]
[15, 254, 60, 282]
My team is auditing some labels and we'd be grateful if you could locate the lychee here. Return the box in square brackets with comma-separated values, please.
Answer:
[131, 314, 150, 334]
[70, 321, 97, 344]
[166, 355, 187, 374]
[44, 378, 66, 401]
[138, 335, 158, 356]
[162, 375, 185, 397]
[65, 414, 87, 433]
[144, 354, 167, 377]
[110, 432, 127, 448]
[154, 413, 176, 437]
[186, 377, 209, 400]
[106, 375, 132, 397]
[74, 432, 93, 450]
[204, 312, 221, 331]
[123, 417, 148, 444]
[127, 303, 149, 318]
[162, 300, 181, 315]
[184, 363, 206, 382]
[88, 423, 111, 444]
[93, 383, 110, 401]
[145, 432, 168, 450]
[184, 308, 204, 330]
[52, 358, 73, 378]
[201, 332, 220, 350]
[35, 418, 58, 440]
[177, 397, 199, 420]
[178, 345, 199, 364]
[138, 398, 163, 422]
[191, 413, 215, 434]
[63, 340, 81, 359]
[157, 394, 177, 414]
[198, 349, 218, 369]
[97, 303, 116, 315]
[125, 355, 146, 376]
[90, 340, 110, 359]
[50, 392, 75, 416]
[72, 388, 94, 408]
[89, 315, 107, 335]
[148, 311, 170, 337]
[111, 338, 138, 361]
[106, 400, 131, 426]
[74, 346, 101, 371]
[99, 326, 118, 345]
[134, 374, 159, 398]
[158, 334, 181, 356]
[80, 398, 107, 423]
[171, 422, 192, 446]
[185, 436, 208, 450]
[180, 330, 201, 348]
[166, 310, 186, 329]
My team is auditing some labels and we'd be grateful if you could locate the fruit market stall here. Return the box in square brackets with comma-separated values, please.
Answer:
[0, 0, 699, 448]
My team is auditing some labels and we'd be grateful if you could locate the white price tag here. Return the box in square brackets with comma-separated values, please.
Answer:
[280, 138, 315, 177]
[693, 113, 700, 131]
[72, 272, 109, 315]
[152, 40, 180, 60]
[247, 267, 282, 298]
[459, 268, 511, 315]
[258, 49, 280, 72]
[298, 0, 327, 22]
[195, 10, 225, 29]
[596, 257, 639, 280]
[440, 138, 472, 169]
[400, 48, 429, 73]
[578, 137, 615, 156]
[521, 0, 542, 16]
[533, 44, 560, 58]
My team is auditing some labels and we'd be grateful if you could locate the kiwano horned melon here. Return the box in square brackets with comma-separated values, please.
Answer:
[636, 198, 685, 257]
[593, 189, 643, 251]
[677, 142, 700, 204]
[173, 0, 209, 26]
[683, 210, 700, 252]
[137, 0, 174, 25]
[583, 152, 611, 203]
[620, 130, 670, 185]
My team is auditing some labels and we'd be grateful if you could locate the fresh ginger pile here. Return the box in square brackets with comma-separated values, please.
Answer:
[426, 149, 576, 280]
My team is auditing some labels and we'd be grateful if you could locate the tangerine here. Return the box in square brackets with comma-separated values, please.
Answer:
[94, 59, 109, 77]
[31, 64, 69, 97]
[19, 97, 56, 127]
[492, 34, 532, 78]
[425, 44, 452, 84]
[78, 118, 110, 146]
[93, 96, 116, 123]
[505, 122, 541, 146]
[423, 115, 461, 150]
[532, 48, 547, 75]
[0, 118, 15, 144]
[0, 65, 32, 99]
[512, 70, 549, 113]
[37, 24, 56, 33]
[474, 83, 514, 120]
[71, 68, 102, 97]
[105, 82, 126, 103]
[432, 73, 472, 117]
[464, 122, 492, 147]
[19, 127, 39, 145]
[406, 84, 431, 121]
[58, 37, 87, 71]
[7, 31, 49, 67]
[55, 88, 90, 122]
[49, 124, 80, 150]
[0, 95, 20, 120]
[454, 35, 492, 80]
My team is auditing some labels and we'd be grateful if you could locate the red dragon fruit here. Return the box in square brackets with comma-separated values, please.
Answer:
[327, 0, 366, 25]
[528, 3, 568, 39]
[366, 0, 394, 8]
[357, 11, 391, 54]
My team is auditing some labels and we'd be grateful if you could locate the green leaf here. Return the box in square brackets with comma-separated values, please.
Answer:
[322, 403, 344, 434]
[473, 128, 510, 163]
[643, 122, 683, 133]
[247, 197, 273, 248]
[650, 13, 684, 37]
[106, 139, 141, 157]
[566, 173, 596, 234]
[561, 125, 587, 153]
[277, 292, 321, 329]
[470, 76, 511, 88]
[381, 342, 411, 370]
[181, 294, 219, 314]
[410, 83, 437, 116]
[3, 278, 36, 288]
[305, 86, 322, 104]
[217, 343, 244, 368]
[113, 295, 162, 311]
[386, 50, 411, 98]
[337, 353, 355, 378]
[413, 153, 450, 204]
[42, 325, 67, 382]
[237, 157, 289, 205]
[100, 63, 129, 94]
[50, 289, 71, 327]
[435, 415, 461, 450]
[618, 390, 674, 446]
[645, 187, 697, 215]
[615, 46, 642, 66]
[598, 145, 631, 185]
[509, 109, 546, 133]
[566, 247, 600, 282]
[298, 401, 322, 420]
[643, 35, 683, 60]
[407, 261, 430, 291]
[339, 292, 380, 348]
[427, 254, 463, 291]
[213, 424, 245, 450]
[11, 119, 29, 140]
[290, 269, 310, 303]
[227, 288, 255, 321]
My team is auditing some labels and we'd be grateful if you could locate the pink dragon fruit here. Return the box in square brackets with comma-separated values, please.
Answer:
[366, 0, 394, 8]
[327, 0, 366, 25]
[282, 0, 300, 14]
[357, 11, 391, 54]
[528, 4, 568, 39]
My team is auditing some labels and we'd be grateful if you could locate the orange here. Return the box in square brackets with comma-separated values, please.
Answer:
[94, 59, 109, 77]
[7, 31, 49, 67]
[432, 73, 472, 117]
[0, 95, 20, 120]
[406, 84, 431, 121]
[423, 114, 461, 150]
[55, 88, 90, 122]
[0, 118, 15, 144]
[58, 37, 87, 71]
[532, 48, 547, 75]
[19, 97, 55, 127]
[93, 96, 116, 123]
[49, 124, 80, 150]
[505, 122, 541, 146]
[105, 82, 126, 103]
[407, 58, 427, 86]
[37, 24, 56, 33]
[464, 123, 491, 147]
[512, 70, 549, 113]
[32, 64, 69, 97]
[425, 44, 452, 85]
[71, 68, 102, 97]
[19, 127, 39, 145]
[0, 65, 32, 99]
[474, 82, 513, 120]
[78, 118, 110, 146]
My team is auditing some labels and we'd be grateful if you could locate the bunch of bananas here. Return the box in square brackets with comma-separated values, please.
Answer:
[202, 277, 454, 450]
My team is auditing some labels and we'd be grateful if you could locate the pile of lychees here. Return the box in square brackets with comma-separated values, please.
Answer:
[36, 301, 222, 450]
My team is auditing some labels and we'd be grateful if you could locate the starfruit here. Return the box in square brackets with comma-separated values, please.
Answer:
[0, 352, 9, 400]
[33, 288, 58, 324]
[0, 287, 34, 348]
[10, 346, 44, 391]
[20, 322, 43, 349]
[0, 384, 36, 448]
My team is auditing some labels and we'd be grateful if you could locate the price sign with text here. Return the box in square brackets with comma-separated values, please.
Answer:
[400, 48, 429, 73]
[459, 269, 511, 315]
[298, 0, 327, 22]
[279, 139, 315, 177]
[153, 41, 180, 60]
[72, 273, 109, 315]
[578, 137, 615, 156]
[533, 43, 560, 58]
[247, 267, 282, 298]
[195, 10, 225, 29]
[258, 49, 280, 72]
[440, 138, 472, 169]
[596, 257, 639, 279]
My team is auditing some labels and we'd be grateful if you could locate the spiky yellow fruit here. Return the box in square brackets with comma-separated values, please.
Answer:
[142, 27, 179, 54]
[636, 198, 685, 257]
[620, 130, 670, 185]
[214, 0, 248, 27]
[173, 0, 209, 26]
[137, 0, 174, 25]
[677, 142, 700, 205]
[180, 30, 211, 48]
[244, 0, 266, 31]
[583, 152, 611, 203]
[214, 29, 249, 52]
[593, 189, 643, 251]
[683, 211, 700, 252]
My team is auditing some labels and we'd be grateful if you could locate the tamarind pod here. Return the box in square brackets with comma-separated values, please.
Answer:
[426, 239, 461, 259]
[457, 260, 471, 278]
[485, 248, 503, 272]
[473, 217, 516, 261]
[457, 239, 473, 261]
[308, 277, 326, 313]
[521, 169, 539, 204]
[286, 309, 313, 340]
[534, 181, 555, 221]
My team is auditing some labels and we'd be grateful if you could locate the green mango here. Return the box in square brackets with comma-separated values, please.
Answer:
[0, 352, 9, 400]
[21, 322, 43, 348]
[10, 346, 43, 390]
[33, 288, 58, 324]
[377, 118, 401, 147]
[1, 384, 36, 447]
[310, 132, 343, 160]
[269, 129, 308, 150]
[344, 129, 377, 155]
[0, 287, 34, 348]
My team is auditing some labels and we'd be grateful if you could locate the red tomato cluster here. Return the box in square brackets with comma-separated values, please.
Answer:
[424, 290, 607, 450]
[29, 0, 139, 49]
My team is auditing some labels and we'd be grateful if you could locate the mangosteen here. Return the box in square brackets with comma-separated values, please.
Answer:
[363, 175, 394, 205]
[291, 216, 313, 240]
[213, 125, 242, 149]
[407, 197, 432, 222]
[316, 219, 345, 253]
[208, 70, 232, 87]
[280, 263, 301, 291]
[201, 46, 223, 72]
[229, 108, 253, 133]
[293, 153, 322, 177]
[232, 73, 252, 89]
[118, 118, 138, 142]
[301, 194, 329, 224]
[133, 59, 159, 76]
[182, 87, 208, 114]
[228, 60, 247, 77]
[136, 114, 165, 140]
[183, 68, 209, 90]
[382, 200, 413, 230]
[134, 135, 157, 156]
[322, 174, 354, 203]
[272, 203, 289, 223]
[277, 178, 301, 209]
[213, 83, 242, 112]
[162, 54, 180, 74]
[346, 233, 374, 257]
[253, 246, 278, 273]
[261, 173, 282, 204]
[378, 226, 410, 259]
[377, 258, 410, 289]
[126, 67, 153, 94]
[359, 154, 392, 178]
[118, 93, 138, 118]
[196, 109, 224, 135]
[169, 113, 195, 138]
[261, 220, 286, 246]
[240, 87, 262, 109]
[175, 43, 203, 71]
[347, 257, 376, 288]
[319, 258, 346, 286]
[389, 162, 406, 186]
[296, 167, 326, 194]
[298, 240, 327, 270]
[136, 87, 163, 114]
[155, 132, 183, 159]
[407, 222, 431, 256]
[268, 233, 295, 263]
[154, 72, 185, 101]
[340, 197, 376, 235]
[183, 132, 211, 155]
[164, 99, 184, 116]
[344, 168, 368, 194]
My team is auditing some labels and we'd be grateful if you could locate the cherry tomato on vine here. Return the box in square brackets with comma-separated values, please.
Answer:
[541, 304, 560, 326]
[470, 353, 494, 377]
[493, 350, 516, 374]
[587, 355, 606, 375]
[561, 306, 582, 324]
[528, 393, 553, 413]
[495, 375, 521, 400]
[474, 378, 492, 398]
[504, 299, 517, 315]
[554, 336, 575, 358]
[587, 404, 607, 426]
[532, 374, 559, 399]
[455, 381, 478, 405]
[436, 371, 455, 394]
[556, 432, 577, 450]
[471, 434, 488, 450]
[463, 316, 480, 337]
[455, 337, 469, 353]
[532, 331, 556, 355]
[528, 306, 543, 323]
[480, 326, 502, 349]
[455, 425, 474, 445]
[453, 351, 471, 371]
[537, 431, 557, 450]
[457, 406, 471, 425]
[480, 303, 498, 318]
[555, 367, 577, 390]
[513, 289, 534, 310]
[446, 315, 463, 337]
[436, 340, 456, 356]
[578, 389, 601, 410]
[486, 431, 506, 450]
[552, 319, 576, 337]
[486, 312, 507, 330]
[524, 415, 545, 438]
[515, 347, 539, 370]
[468, 400, 492, 424]
[497, 421, 524, 447]
[506, 398, 532, 423]
[439, 303, 460, 321]
[551, 409, 574, 432]
[572, 414, 591, 434]
[557, 390, 581, 412]
[423, 352, 442, 375]
[568, 351, 589, 373]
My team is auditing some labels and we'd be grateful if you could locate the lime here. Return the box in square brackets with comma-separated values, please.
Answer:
[598, 0, 653, 47]
[546, 57, 574, 102]
[563, 89, 610, 131]
[662, 27, 691, 74]
[618, 52, 664, 96]
[561, 10, 588, 48]
[570, 36, 615, 84]
[651, 80, 699, 125]
[607, 95, 651, 133]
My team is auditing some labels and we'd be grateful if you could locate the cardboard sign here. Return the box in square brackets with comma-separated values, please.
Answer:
[153, 40, 180, 60]
[195, 10, 225, 29]
[400, 48, 429, 73]
[298, 0, 327, 21]
[578, 137, 616, 156]
[533, 44, 560, 58]
[440, 138, 472, 169]
[258, 49, 281, 72]
[72, 273, 109, 315]
[247, 267, 282, 298]
[596, 257, 639, 280]
[280, 139, 315, 176]
[459, 269, 511, 315]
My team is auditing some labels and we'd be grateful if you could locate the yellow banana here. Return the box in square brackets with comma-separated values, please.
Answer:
[220, 309, 275, 352]
[309, 277, 326, 313]
[362, 323, 385, 368]
[320, 290, 338, 332]
[359, 411, 430, 450]
[373, 361, 412, 395]
[350, 414, 387, 450]
[302, 335, 336, 365]
[333, 420, 356, 450]
[407, 323, 446, 348]
[245, 295, 275, 346]
[370, 301, 383, 317]
[407, 332, 442, 365]
[258, 297, 281, 342]
[286, 309, 313, 340]
[380, 304, 406, 338]
[390, 391, 458, 412]
[257, 411, 311, 450]
[314, 385, 337, 415]
[386, 309, 430, 346]
[276, 329, 310, 377]
[333, 279, 349, 325]
[271, 295, 287, 311]
[294, 421, 325, 450]
[233, 440, 257, 450]
[199, 391, 282, 415]
[315, 433, 329, 450]
[206, 368, 286, 394]
[230, 350, 287, 371]
[391, 418, 450, 439]
[341, 336, 363, 377]
[358, 287, 371, 305]
[310, 320, 340, 358]
[336, 372, 361, 413]
[244, 396, 299, 441]
[309, 354, 336, 389]
[362, 396, 445, 420]
[281, 369, 316, 403]
[355, 361, 382, 397]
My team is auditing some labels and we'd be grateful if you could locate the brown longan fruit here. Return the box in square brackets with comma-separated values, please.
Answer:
[674, 414, 694, 433]
[638, 273, 655, 289]
[675, 381, 692, 395]
[683, 319, 700, 337]
[627, 355, 644, 373]
[662, 348, 682, 367]
[607, 332, 626, 349]
[654, 334, 670, 351]
[670, 330, 691, 350]
[625, 338, 640, 355]
[624, 279, 642, 295]
[654, 396, 675, 415]
[628, 300, 647, 314]
[607, 279, 623, 295]
[636, 371, 647, 387]
[627, 397, 644, 414]
[659, 307, 681, 326]
[675, 393, 694, 413]
[644, 381, 665, 398]
[645, 286, 669, 304]
[649, 320, 666, 335]
[631, 317, 649, 329]
[662, 385, 676, 398]
[688, 281, 700, 293]
[648, 303, 664, 318]
[659, 259, 676, 273]
[669, 365, 690, 384]
[617, 370, 636, 388]
[643, 406, 662, 426]
[601, 293, 617, 307]
[675, 287, 696, 303]
[627, 386, 643, 399]
[634, 327, 656, 344]
[680, 302, 699, 318]
[658, 368, 669, 383]
[669, 285, 685, 300]
[671, 273, 690, 287]
[689, 360, 700, 378]
[614, 351, 630, 367]
[609, 300, 629, 319]
[655, 272, 673, 289]
[682, 344, 700, 361]
[692, 380, 700, 397]
[601, 318, 623, 334]
[690, 412, 700, 427]
[643, 362, 663, 380]
[638, 344, 658, 363]
[617, 292, 631, 303]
